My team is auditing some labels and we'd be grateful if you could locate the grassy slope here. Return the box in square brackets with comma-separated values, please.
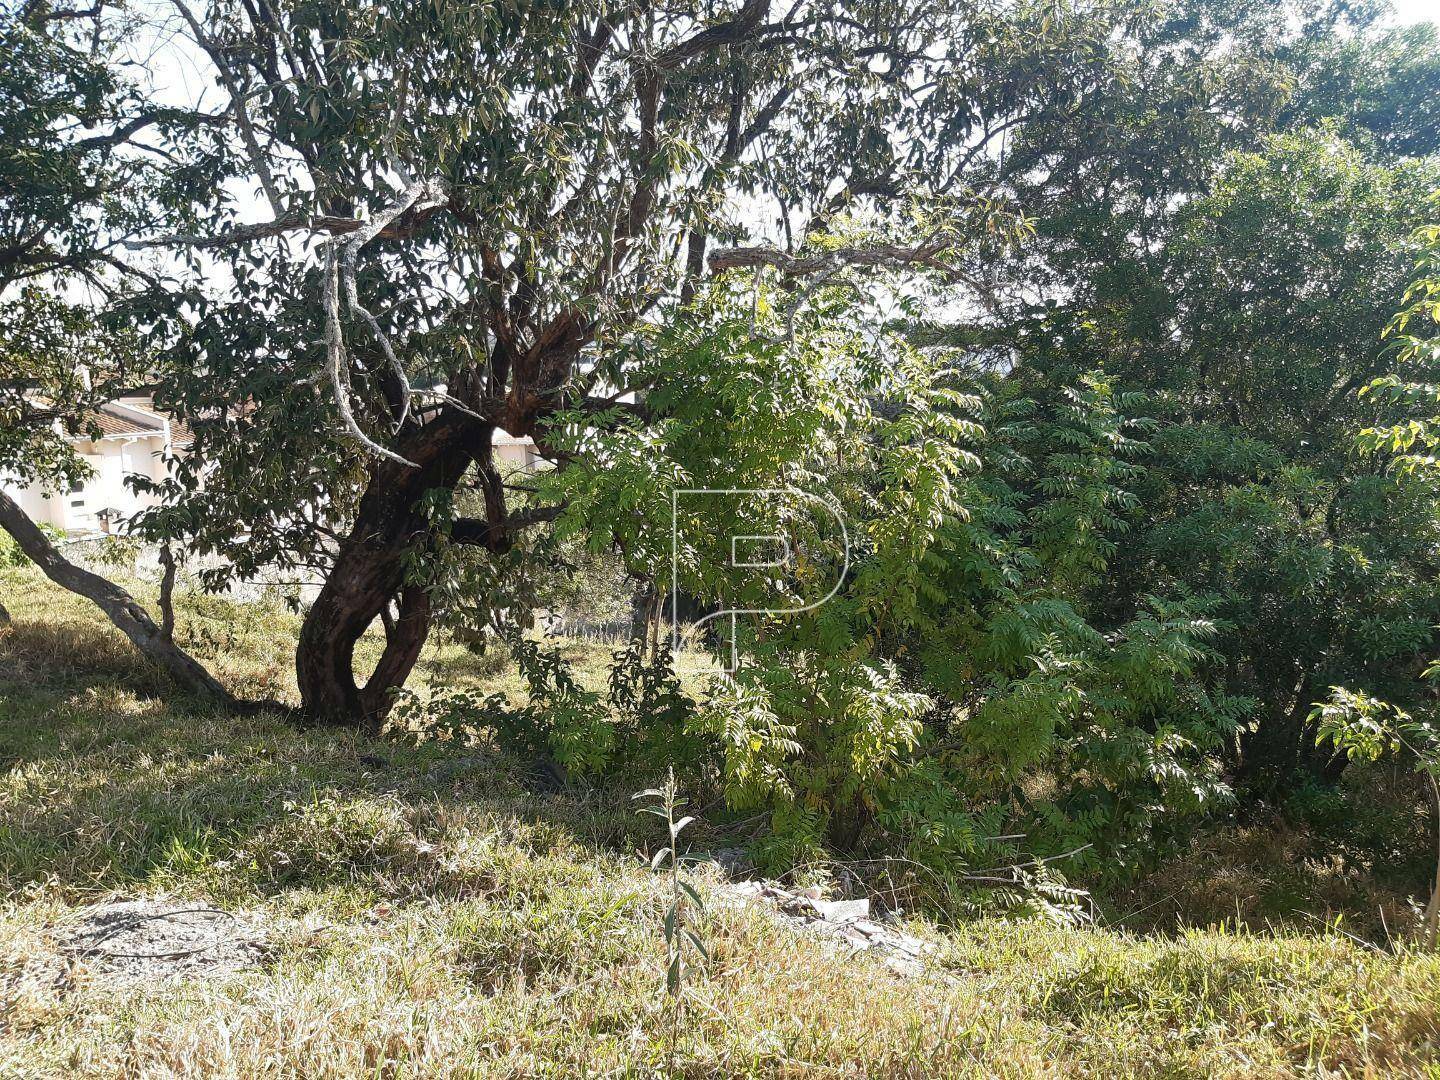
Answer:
[1, 566, 1439, 1077]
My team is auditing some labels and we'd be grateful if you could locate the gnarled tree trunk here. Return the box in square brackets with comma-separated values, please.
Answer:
[296, 541, 434, 729]
[0, 488, 234, 704]
[296, 410, 494, 730]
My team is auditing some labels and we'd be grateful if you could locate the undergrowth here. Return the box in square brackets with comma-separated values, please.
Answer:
[2, 567, 1439, 1076]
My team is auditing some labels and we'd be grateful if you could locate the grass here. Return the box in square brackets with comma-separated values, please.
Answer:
[2, 565, 1440, 1076]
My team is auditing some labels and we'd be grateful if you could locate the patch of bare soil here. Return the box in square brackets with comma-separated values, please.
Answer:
[60, 899, 271, 984]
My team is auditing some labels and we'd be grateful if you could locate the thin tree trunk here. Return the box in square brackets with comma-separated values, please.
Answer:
[1240, 680, 1319, 791]
[629, 582, 654, 645]
[1424, 767, 1440, 950]
[157, 543, 177, 641]
[1425, 862, 1439, 952]
[0, 489, 234, 704]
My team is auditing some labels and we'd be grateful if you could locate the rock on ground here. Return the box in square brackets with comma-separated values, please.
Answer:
[717, 880, 932, 977]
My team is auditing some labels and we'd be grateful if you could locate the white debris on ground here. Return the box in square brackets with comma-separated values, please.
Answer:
[59, 899, 271, 983]
[716, 879, 933, 976]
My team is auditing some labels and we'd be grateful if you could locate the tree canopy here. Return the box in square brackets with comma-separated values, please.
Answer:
[2, 0, 1439, 882]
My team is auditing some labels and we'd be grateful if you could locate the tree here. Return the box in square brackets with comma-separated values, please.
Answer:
[985, 119, 1440, 790]
[1358, 191, 1440, 478]
[122, 0, 1198, 726]
[1309, 197, 1440, 947]
[1312, 687, 1440, 948]
[1123, 133, 1440, 786]
[0, 6, 236, 704]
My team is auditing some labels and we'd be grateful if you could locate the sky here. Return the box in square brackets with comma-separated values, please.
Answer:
[1391, 0, 1439, 23]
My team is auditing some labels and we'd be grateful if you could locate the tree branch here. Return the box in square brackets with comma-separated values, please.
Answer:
[448, 504, 564, 551]
[0, 489, 234, 704]
[167, 0, 285, 217]
[653, 0, 772, 70]
[708, 238, 950, 277]
[126, 204, 445, 251]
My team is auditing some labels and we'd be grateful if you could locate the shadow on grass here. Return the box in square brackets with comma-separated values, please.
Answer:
[0, 612, 174, 701]
[0, 616, 652, 916]
[3, 574, 1432, 945]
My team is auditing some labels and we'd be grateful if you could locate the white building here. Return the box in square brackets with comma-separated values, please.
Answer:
[2, 397, 189, 536]
[492, 426, 542, 473]
[4, 399, 541, 537]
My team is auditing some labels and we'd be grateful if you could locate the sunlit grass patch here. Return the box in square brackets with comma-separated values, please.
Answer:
[2, 566, 1440, 1076]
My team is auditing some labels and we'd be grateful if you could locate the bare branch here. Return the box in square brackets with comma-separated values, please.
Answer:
[167, 0, 285, 217]
[320, 243, 409, 465]
[341, 249, 411, 430]
[653, 0, 772, 70]
[70, 109, 227, 154]
[123, 204, 449, 252]
[321, 176, 447, 466]
[449, 505, 565, 550]
[708, 238, 951, 277]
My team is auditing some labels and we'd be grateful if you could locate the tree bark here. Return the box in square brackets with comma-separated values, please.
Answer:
[296, 411, 485, 729]
[629, 582, 654, 646]
[157, 543, 177, 641]
[0, 488, 234, 704]
[1423, 766, 1440, 951]
[296, 537, 430, 729]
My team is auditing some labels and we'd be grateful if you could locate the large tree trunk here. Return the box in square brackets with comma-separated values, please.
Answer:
[296, 411, 485, 729]
[295, 537, 435, 730]
[0, 488, 234, 704]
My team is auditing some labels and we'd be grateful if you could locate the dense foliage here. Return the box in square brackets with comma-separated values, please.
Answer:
[2, 0, 1440, 909]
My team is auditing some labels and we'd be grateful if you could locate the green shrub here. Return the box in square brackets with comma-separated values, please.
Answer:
[0, 522, 62, 567]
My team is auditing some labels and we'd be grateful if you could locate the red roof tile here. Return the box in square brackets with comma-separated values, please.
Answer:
[75, 406, 165, 439]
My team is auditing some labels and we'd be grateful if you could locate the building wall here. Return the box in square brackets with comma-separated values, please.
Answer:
[3, 437, 169, 535]
[0, 473, 63, 529]
[493, 440, 530, 467]
[77, 438, 168, 532]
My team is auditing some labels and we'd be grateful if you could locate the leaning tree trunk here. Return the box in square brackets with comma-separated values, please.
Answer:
[296, 411, 486, 730]
[0, 488, 234, 704]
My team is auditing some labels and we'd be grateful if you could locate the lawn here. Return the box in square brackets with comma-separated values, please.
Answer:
[2, 566, 1438, 1077]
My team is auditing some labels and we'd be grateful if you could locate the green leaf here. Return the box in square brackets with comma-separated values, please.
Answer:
[684, 929, 711, 963]
[678, 881, 705, 911]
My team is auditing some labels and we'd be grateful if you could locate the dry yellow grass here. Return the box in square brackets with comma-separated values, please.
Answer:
[2, 565, 1439, 1077]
